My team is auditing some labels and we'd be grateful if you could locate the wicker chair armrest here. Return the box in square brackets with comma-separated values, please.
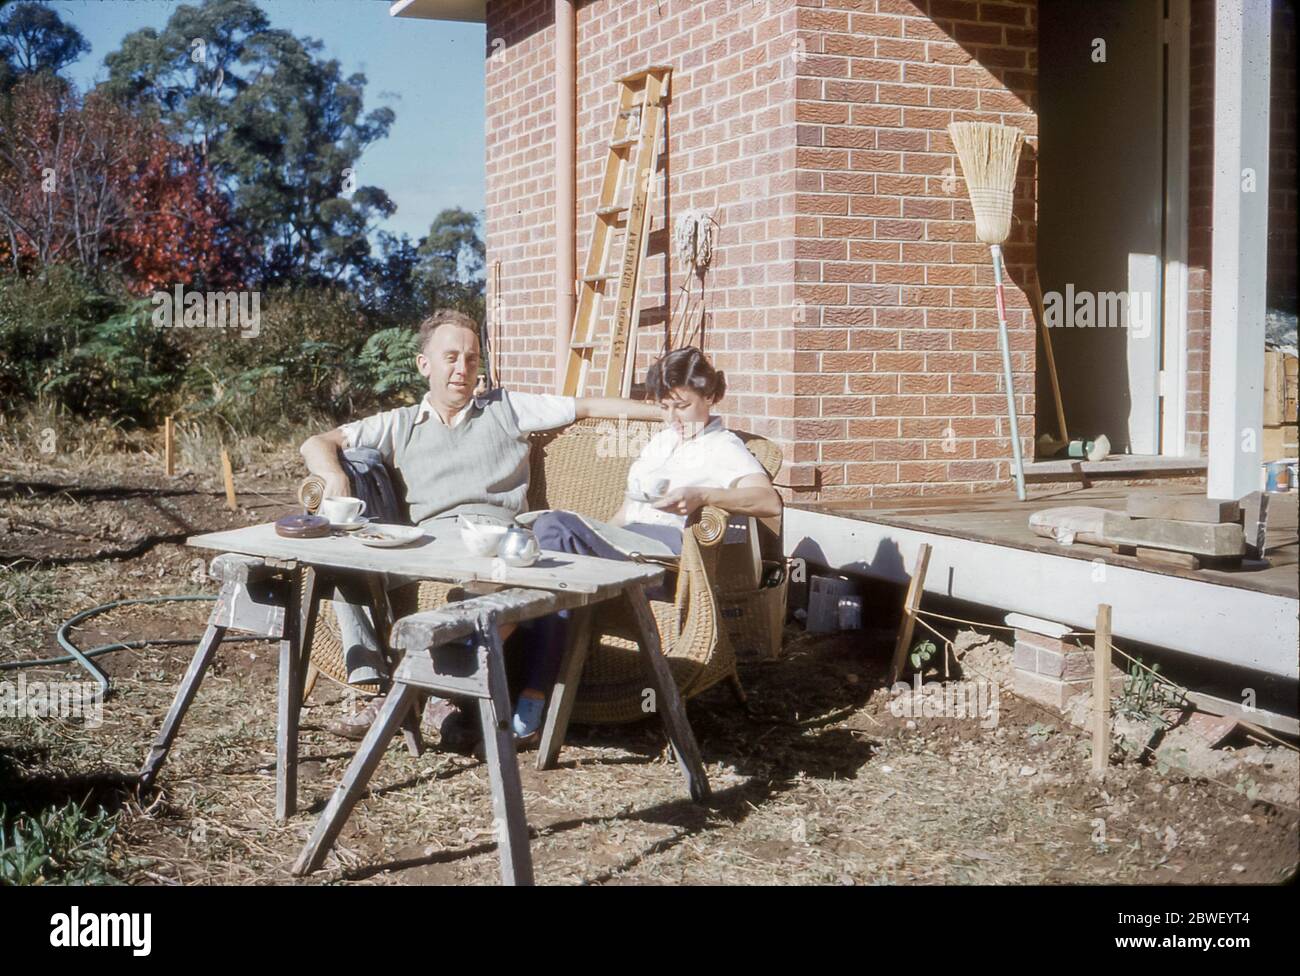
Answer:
[665, 524, 722, 683]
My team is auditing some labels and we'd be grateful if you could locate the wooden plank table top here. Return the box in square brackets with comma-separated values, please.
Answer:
[186, 521, 663, 598]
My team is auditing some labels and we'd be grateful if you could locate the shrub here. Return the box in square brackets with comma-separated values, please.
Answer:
[0, 267, 123, 410]
[42, 299, 184, 426]
[357, 326, 422, 400]
[180, 287, 420, 436]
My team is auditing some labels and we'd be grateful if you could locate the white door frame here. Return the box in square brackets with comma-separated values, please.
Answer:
[1160, 0, 1192, 457]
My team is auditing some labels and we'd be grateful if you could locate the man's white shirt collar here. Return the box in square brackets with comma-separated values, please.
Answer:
[414, 392, 478, 429]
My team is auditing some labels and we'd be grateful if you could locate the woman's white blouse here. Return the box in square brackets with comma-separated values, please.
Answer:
[623, 416, 769, 528]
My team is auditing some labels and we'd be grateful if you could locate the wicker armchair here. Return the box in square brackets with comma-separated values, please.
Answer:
[298, 418, 784, 724]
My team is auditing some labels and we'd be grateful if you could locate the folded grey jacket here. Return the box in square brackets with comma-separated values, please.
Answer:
[340, 447, 405, 525]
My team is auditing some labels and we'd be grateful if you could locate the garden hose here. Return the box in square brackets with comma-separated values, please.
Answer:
[1, 595, 266, 697]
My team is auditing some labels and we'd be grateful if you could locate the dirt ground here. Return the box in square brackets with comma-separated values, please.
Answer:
[2, 445, 1297, 885]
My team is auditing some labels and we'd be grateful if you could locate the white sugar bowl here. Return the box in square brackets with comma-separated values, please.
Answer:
[459, 516, 509, 556]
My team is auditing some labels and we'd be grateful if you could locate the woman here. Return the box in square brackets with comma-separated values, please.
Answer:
[513, 347, 782, 740]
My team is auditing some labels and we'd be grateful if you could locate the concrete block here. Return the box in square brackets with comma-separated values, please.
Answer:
[1035, 645, 1065, 677]
[1241, 491, 1269, 560]
[1125, 492, 1241, 523]
[1003, 612, 1071, 639]
[1100, 511, 1245, 557]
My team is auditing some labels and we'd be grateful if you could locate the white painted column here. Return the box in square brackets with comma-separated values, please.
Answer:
[1207, 0, 1271, 499]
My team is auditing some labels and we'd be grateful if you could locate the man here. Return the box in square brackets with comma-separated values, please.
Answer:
[299, 309, 659, 743]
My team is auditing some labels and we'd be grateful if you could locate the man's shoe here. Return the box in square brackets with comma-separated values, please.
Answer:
[323, 694, 388, 742]
[421, 696, 479, 755]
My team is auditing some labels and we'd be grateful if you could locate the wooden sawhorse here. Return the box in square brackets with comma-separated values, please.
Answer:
[138, 553, 422, 821]
[292, 583, 712, 885]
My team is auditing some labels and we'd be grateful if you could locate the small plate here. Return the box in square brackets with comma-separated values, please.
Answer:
[355, 524, 425, 548]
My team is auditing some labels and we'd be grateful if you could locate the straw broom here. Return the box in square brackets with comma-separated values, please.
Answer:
[948, 120, 1028, 501]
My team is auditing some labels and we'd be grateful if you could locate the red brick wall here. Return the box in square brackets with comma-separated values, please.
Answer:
[485, 0, 561, 392]
[789, 0, 1038, 499]
[486, 0, 800, 451]
[484, 0, 1040, 497]
[572, 0, 800, 445]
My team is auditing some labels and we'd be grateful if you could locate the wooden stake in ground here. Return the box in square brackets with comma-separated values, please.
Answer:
[889, 543, 932, 684]
[1092, 603, 1112, 778]
[221, 449, 237, 511]
[164, 416, 175, 477]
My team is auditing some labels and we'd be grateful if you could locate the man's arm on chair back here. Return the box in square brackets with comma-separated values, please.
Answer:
[574, 397, 661, 423]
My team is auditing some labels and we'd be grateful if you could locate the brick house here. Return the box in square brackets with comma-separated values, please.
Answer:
[391, 0, 1294, 506]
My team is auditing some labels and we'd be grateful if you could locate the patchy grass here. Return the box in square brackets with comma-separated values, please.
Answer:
[0, 564, 56, 627]
[1, 439, 1297, 886]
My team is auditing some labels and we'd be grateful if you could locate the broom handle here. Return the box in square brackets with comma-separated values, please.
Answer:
[989, 244, 1027, 501]
[1029, 274, 1068, 443]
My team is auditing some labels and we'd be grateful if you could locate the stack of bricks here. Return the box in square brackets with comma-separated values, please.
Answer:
[1012, 625, 1125, 711]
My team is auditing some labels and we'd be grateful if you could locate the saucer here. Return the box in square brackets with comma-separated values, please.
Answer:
[330, 516, 370, 531]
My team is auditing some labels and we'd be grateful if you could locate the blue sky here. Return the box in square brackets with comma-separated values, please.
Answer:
[51, 0, 486, 242]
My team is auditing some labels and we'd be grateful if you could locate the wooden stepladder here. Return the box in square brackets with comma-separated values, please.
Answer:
[562, 65, 671, 398]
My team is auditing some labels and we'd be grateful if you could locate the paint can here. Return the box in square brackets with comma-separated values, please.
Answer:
[1062, 434, 1111, 463]
[837, 596, 864, 631]
[1264, 460, 1292, 492]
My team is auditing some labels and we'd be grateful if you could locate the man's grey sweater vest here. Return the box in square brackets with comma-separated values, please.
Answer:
[391, 390, 530, 527]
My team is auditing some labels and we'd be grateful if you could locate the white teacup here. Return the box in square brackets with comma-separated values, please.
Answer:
[320, 496, 366, 524]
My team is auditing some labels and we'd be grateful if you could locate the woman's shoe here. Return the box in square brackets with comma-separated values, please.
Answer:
[511, 694, 545, 741]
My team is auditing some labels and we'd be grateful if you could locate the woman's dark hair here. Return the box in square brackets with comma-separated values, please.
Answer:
[644, 346, 726, 403]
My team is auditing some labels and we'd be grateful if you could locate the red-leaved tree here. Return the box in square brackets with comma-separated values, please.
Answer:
[0, 75, 245, 292]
